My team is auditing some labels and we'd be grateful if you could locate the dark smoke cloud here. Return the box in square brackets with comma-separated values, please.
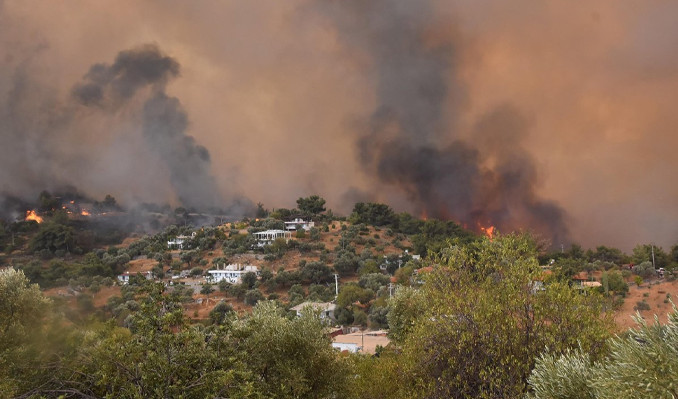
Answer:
[70, 45, 236, 211]
[2, 1, 678, 250]
[0, 37, 250, 216]
[318, 1, 569, 244]
[72, 45, 180, 105]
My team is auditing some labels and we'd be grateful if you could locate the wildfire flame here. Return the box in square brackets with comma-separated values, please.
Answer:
[81, 209, 90, 216]
[25, 210, 43, 223]
[480, 225, 495, 239]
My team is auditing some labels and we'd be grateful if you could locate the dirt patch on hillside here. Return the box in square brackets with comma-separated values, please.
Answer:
[614, 279, 678, 331]
[92, 285, 122, 307]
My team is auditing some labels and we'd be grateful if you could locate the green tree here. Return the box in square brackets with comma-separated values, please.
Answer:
[209, 301, 234, 325]
[632, 244, 670, 269]
[255, 202, 269, 218]
[288, 284, 306, 303]
[336, 284, 374, 308]
[29, 222, 75, 254]
[601, 270, 628, 296]
[394, 234, 612, 398]
[244, 289, 264, 306]
[301, 261, 333, 284]
[334, 250, 360, 276]
[181, 250, 199, 267]
[387, 286, 426, 344]
[0, 268, 53, 396]
[350, 202, 396, 226]
[359, 273, 390, 293]
[231, 301, 349, 398]
[528, 309, 678, 399]
[296, 195, 326, 217]
[358, 259, 380, 276]
[69, 283, 247, 398]
[241, 271, 258, 289]
[633, 260, 656, 278]
[37, 190, 60, 212]
[411, 218, 473, 256]
[587, 245, 629, 265]
[309, 227, 321, 241]
[396, 212, 424, 235]
[200, 284, 215, 295]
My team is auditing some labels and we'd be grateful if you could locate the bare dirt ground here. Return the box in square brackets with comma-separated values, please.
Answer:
[614, 278, 678, 331]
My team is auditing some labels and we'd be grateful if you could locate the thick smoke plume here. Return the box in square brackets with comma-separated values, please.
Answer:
[2, 1, 678, 249]
[321, 1, 569, 244]
[72, 45, 223, 210]
[0, 36, 248, 216]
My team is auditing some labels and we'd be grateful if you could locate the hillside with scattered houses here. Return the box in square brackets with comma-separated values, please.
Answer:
[2, 193, 678, 397]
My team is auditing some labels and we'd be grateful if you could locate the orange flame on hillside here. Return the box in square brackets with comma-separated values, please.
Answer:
[25, 210, 43, 223]
[81, 209, 90, 216]
[480, 225, 495, 240]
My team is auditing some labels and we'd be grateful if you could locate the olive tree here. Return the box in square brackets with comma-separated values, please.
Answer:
[392, 234, 612, 398]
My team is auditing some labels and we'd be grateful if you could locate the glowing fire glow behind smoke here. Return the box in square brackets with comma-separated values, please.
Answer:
[480, 225, 496, 240]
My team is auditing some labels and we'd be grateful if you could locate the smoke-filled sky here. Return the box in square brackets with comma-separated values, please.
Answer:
[1, 0, 677, 251]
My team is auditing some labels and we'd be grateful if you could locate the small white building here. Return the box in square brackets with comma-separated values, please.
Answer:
[252, 229, 291, 247]
[117, 271, 153, 284]
[290, 301, 336, 320]
[167, 232, 196, 249]
[332, 330, 390, 354]
[207, 264, 259, 284]
[284, 218, 315, 231]
[331, 342, 361, 353]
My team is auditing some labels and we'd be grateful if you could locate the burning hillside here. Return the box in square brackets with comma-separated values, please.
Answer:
[25, 210, 43, 223]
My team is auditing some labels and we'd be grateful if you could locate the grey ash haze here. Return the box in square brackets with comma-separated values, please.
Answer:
[1, 0, 678, 250]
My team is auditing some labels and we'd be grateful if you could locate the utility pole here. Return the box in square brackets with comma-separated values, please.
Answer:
[652, 245, 656, 269]
[388, 283, 394, 298]
[334, 274, 339, 298]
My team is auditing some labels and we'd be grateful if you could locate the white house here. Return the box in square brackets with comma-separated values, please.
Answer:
[284, 218, 315, 231]
[207, 264, 259, 284]
[167, 232, 196, 249]
[117, 271, 153, 284]
[252, 229, 291, 247]
[290, 301, 336, 321]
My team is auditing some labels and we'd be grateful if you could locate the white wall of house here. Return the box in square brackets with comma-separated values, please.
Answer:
[252, 230, 291, 247]
[332, 342, 361, 353]
[291, 302, 336, 321]
[117, 271, 153, 284]
[207, 265, 259, 284]
[284, 218, 315, 231]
